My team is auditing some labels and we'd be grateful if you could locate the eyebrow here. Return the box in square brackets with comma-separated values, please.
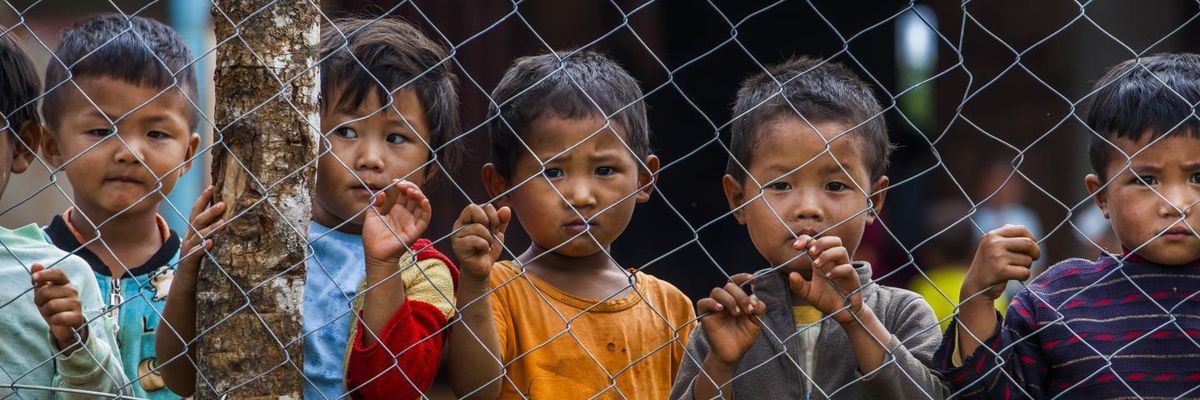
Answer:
[1128, 163, 1162, 173]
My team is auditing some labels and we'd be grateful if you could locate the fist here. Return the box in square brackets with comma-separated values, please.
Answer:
[452, 204, 511, 283]
[962, 225, 1040, 303]
[31, 263, 88, 354]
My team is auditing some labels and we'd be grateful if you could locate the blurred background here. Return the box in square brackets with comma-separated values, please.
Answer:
[5, 0, 1184, 304]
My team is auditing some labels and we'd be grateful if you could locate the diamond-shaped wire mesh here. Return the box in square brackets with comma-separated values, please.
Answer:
[1, 0, 1199, 399]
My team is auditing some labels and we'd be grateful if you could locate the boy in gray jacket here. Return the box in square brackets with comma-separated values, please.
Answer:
[670, 57, 947, 400]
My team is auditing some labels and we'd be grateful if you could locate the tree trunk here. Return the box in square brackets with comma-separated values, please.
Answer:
[195, 1, 319, 398]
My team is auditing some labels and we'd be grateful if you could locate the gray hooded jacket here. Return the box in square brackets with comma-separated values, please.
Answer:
[669, 262, 948, 399]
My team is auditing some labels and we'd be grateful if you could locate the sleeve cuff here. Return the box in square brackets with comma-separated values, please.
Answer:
[53, 330, 106, 382]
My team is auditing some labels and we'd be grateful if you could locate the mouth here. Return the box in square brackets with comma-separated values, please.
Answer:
[790, 228, 821, 243]
[562, 218, 596, 234]
[351, 182, 386, 197]
[1161, 225, 1195, 239]
[104, 175, 144, 186]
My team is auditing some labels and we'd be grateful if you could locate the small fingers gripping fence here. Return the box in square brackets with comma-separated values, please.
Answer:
[0, 1, 1199, 399]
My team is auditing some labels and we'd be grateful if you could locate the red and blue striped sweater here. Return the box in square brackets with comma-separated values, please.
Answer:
[934, 254, 1200, 399]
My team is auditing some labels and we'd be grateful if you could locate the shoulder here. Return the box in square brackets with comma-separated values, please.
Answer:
[1026, 257, 1110, 293]
[634, 271, 690, 303]
[870, 284, 936, 318]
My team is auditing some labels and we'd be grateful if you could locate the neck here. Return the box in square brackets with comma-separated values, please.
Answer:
[517, 243, 617, 275]
[70, 204, 163, 277]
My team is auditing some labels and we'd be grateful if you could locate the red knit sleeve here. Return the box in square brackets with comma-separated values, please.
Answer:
[345, 239, 458, 400]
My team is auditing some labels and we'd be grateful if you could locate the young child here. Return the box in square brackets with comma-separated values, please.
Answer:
[940, 53, 1200, 398]
[670, 57, 947, 399]
[38, 14, 200, 400]
[447, 51, 696, 399]
[155, 18, 462, 400]
[0, 32, 127, 398]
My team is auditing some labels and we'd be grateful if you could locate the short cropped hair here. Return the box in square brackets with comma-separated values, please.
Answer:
[1085, 53, 1200, 180]
[729, 56, 892, 182]
[43, 14, 198, 130]
[487, 51, 650, 179]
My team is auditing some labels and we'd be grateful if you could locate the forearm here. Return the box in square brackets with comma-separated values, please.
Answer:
[841, 306, 891, 374]
[691, 356, 737, 400]
[448, 278, 504, 400]
[956, 296, 998, 359]
[361, 258, 409, 347]
[156, 274, 199, 397]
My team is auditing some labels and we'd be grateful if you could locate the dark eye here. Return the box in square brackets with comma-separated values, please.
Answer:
[1191, 173, 1200, 184]
[386, 134, 408, 145]
[768, 181, 791, 191]
[1132, 175, 1157, 186]
[147, 131, 168, 139]
[333, 127, 358, 139]
[826, 181, 847, 191]
[596, 166, 615, 176]
[543, 168, 564, 179]
[87, 128, 114, 137]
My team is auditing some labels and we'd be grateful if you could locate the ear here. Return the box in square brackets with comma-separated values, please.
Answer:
[178, 133, 201, 176]
[634, 154, 660, 203]
[481, 163, 511, 207]
[10, 121, 44, 174]
[1085, 173, 1109, 219]
[722, 174, 747, 225]
[40, 125, 65, 169]
[865, 175, 889, 225]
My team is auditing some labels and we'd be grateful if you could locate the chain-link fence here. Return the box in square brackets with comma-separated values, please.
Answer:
[2, 0, 1200, 399]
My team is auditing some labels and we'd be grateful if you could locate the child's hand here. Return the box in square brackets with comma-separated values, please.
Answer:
[452, 204, 510, 284]
[697, 273, 765, 367]
[31, 263, 88, 355]
[788, 235, 863, 325]
[362, 180, 431, 269]
[962, 225, 1040, 303]
[179, 186, 225, 280]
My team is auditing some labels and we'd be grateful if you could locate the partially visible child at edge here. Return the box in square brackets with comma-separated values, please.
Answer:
[0, 31, 128, 400]
[446, 51, 696, 399]
[669, 57, 948, 399]
[38, 14, 200, 399]
[938, 53, 1200, 399]
[156, 18, 463, 399]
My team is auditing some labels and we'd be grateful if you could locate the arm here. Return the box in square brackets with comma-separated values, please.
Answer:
[359, 180, 430, 346]
[156, 186, 225, 397]
[850, 297, 949, 399]
[935, 294, 1047, 399]
[958, 225, 1039, 359]
[447, 204, 510, 400]
[346, 250, 456, 399]
[33, 263, 129, 398]
[687, 274, 764, 400]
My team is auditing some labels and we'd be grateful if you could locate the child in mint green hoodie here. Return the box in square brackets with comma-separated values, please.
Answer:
[0, 34, 126, 398]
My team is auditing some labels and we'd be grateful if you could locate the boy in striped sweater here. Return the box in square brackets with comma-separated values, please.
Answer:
[940, 53, 1200, 399]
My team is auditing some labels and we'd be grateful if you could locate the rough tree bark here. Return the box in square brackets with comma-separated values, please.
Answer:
[195, 1, 319, 398]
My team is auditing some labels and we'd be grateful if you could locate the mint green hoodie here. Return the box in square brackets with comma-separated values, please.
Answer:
[0, 223, 128, 399]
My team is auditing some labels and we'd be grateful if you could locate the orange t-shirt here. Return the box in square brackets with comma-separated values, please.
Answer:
[487, 260, 696, 399]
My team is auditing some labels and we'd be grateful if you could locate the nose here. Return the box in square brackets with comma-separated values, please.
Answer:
[1159, 184, 1198, 219]
[791, 188, 824, 222]
[354, 140, 384, 173]
[112, 132, 144, 165]
[561, 177, 597, 211]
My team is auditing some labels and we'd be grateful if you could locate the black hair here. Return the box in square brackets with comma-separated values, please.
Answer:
[0, 33, 41, 135]
[43, 14, 198, 130]
[487, 50, 650, 179]
[729, 56, 892, 182]
[1085, 53, 1200, 180]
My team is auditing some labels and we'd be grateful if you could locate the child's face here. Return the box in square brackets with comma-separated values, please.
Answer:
[724, 118, 887, 274]
[44, 77, 199, 219]
[1086, 134, 1200, 265]
[314, 89, 432, 231]
[484, 116, 657, 258]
